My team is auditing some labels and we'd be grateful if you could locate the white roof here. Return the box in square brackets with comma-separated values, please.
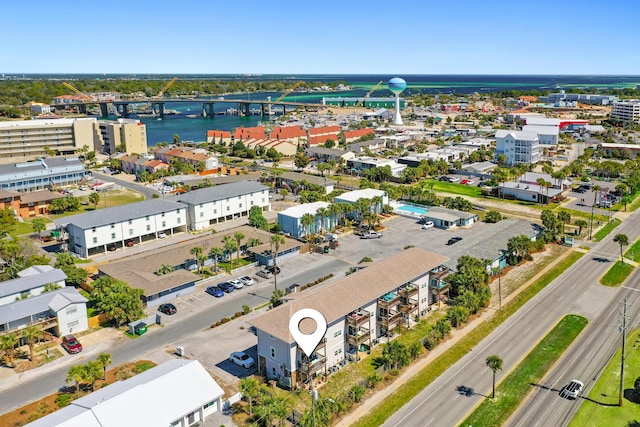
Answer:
[495, 130, 539, 141]
[25, 360, 224, 427]
[335, 189, 386, 203]
[523, 117, 561, 126]
[278, 201, 330, 218]
[0, 118, 96, 129]
[522, 125, 559, 136]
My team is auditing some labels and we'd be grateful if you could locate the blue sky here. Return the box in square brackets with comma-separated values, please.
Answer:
[2, 0, 638, 74]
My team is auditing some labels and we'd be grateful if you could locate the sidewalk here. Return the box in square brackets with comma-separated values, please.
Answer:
[335, 248, 577, 427]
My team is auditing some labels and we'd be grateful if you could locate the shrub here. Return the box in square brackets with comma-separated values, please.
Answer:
[242, 305, 252, 314]
[485, 210, 502, 223]
[221, 317, 230, 324]
[367, 372, 383, 389]
[55, 393, 74, 408]
[349, 384, 366, 403]
[235, 311, 243, 318]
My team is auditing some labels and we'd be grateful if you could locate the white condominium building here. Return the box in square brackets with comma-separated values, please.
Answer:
[611, 100, 640, 124]
[495, 130, 541, 165]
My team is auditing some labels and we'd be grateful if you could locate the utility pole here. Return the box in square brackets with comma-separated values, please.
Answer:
[619, 298, 628, 407]
[499, 269, 502, 311]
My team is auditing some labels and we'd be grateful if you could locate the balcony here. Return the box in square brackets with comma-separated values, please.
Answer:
[400, 302, 418, 315]
[347, 327, 371, 345]
[399, 284, 418, 298]
[430, 266, 450, 280]
[298, 355, 327, 376]
[346, 310, 370, 327]
[378, 292, 400, 307]
[377, 311, 403, 327]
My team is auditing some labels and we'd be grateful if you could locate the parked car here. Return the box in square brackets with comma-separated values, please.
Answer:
[78, 185, 88, 191]
[239, 276, 254, 286]
[229, 351, 255, 369]
[256, 269, 273, 279]
[465, 179, 475, 185]
[230, 279, 244, 290]
[361, 230, 383, 239]
[421, 221, 435, 229]
[125, 239, 135, 247]
[560, 379, 584, 399]
[158, 303, 176, 315]
[61, 335, 82, 354]
[107, 244, 117, 252]
[266, 265, 281, 275]
[447, 176, 459, 182]
[287, 283, 301, 294]
[157, 232, 167, 239]
[218, 282, 236, 293]
[446, 237, 463, 245]
[206, 286, 224, 297]
[134, 322, 148, 336]
[460, 179, 469, 185]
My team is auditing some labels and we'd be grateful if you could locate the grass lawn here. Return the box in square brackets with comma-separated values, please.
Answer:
[49, 189, 144, 220]
[570, 329, 640, 427]
[554, 207, 608, 223]
[593, 218, 622, 242]
[462, 314, 589, 427]
[12, 217, 52, 237]
[424, 179, 483, 197]
[624, 239, 640, 263]
[600, 261, 635, 287]
[353, 251, 585, 427]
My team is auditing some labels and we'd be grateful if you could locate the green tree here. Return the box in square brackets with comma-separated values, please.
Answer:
[0, 332, 18, 367]
[222, 235, 237, 266]
[233, 231, 246, 264]
[190, 246, 204, 273]
[89, 191, 101, 209]
[97, 352, 112, 380]
[246, 237, 261, 248]
[0, 207, 17, 237]
[294, 152, 310, 169]
[248, 205, 268, 229]
[541, 209, 560, 238]
[155, 264, 174, 276]
[270, 288, 286, 307]
[208, 247, 224, 273]
[614, 233, 630, 263]
[574, 219, 588, 236]
[507, 235, 534, 263]
[55, 252, 89, 287]
[446, 305, 469, 328]
[300, 212, 315, 238]
[270, 234, 285, 291]
[557, 211, 571, 235]
[32, 218, 47, 238]
[66, 364, 85, 393]
[21, 325, 41, 361]
[486, 354, 503, 398]
[84, 360, 104, 391]
[381, 341, 410, 370]
[484, 210, 502, 223]
[90, 276, 144, 326]
[349, 384, 366, 403]
[240, 376, 260, 415]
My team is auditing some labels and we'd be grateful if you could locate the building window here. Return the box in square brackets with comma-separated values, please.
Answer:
[162, 213, 165, 217]
[66, 306, 77, 315]
[129, 229, 134, 236]
[92, 227, 96, 233]
[177, 217, 181, 224]
[67, 320, 79, 328]
[270, 347, 276, 358]
[92, 237, 98, 244]
[200, 212, 204, 217]
[146, 216, 150, 221]
[334, 348, 342, 356]
[214, 209, 217, 214]
[146, 225, 151, 231]
[272, 367, 276, 377]
[111, 233, 116, 239]
[270, 335, 275, 340]
[162, 221, 166, 228]
[111, 224, 115, 229]
[226, 206, 230, 211]
[203, 400, 215, 409]
[421, 298, 427, 304]
[128, 220, 132, 225]
[251, 201, 254, 206]
[421, 283, 427, 289]
[334, 330, 342, 338]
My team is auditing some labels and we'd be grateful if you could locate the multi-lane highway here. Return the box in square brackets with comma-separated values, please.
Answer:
[382, 210, 640, 427]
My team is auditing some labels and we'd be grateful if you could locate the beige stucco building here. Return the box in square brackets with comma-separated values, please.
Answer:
[94, 118, 148, 155]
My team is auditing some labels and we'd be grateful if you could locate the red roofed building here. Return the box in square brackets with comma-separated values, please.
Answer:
[307, 126, 340, 146]
[343, 128, 375, 142]
[207, 130, 232, 144]
[308, 134, 340, 146]
[153, 146, 219, 170]
[270, 126, 307, 144]
[233, 126, 266, 141]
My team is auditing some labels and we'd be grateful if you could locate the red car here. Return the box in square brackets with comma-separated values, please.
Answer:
[61, 335, 83, 354]
[460, 179, 469, 185]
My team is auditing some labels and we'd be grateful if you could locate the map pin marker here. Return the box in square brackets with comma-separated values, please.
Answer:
[289, 308, 327, 357]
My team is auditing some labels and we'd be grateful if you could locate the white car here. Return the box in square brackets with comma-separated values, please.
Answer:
[560, 379, 584, 399]
[239, 276, 254, 286]
[421, 221, 435, 229]
[157, 232, 167, 239]
[230, 351, 255, 369]
[230, 279, 244, 289]
[256, 269, 273, 279]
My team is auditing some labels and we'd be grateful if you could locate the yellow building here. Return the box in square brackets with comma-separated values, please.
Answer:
[95, 118, 148, 155]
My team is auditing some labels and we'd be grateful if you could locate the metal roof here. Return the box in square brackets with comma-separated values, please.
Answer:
[0, 268, 67, 299]
[0, 287, 86, 325]
[54, 199, 187, 229]
[167, 181, 268, 205]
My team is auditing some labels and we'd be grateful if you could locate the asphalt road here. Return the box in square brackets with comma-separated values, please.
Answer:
[382, 211, 640, 427]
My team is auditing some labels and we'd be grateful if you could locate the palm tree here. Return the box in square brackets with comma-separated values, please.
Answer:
[85, 360, 104, 391]
[557, 211, 571, 235]
[239, 376, 260, 415]
[190, 246, 204, 273]
[328, 202, 342, 229]
[536, 178, 546, 205]
[574, 219, 588, 236]
[208, 247, 224, 273]
[21, 325, 41, 362]
[371, 195, 384, 215]
[97, 352, 112, 380]
[316, 207, 330, 235]
[614, 233, 629, 263]
[222, 235, 237, 265]
[233, 231, 246, 264]
[300, 213, 315, 239]
[486, 354, 503, 399]
[0, 333, 18, 367]
[246, 237, 262, 248]
[66, 364, 85, 393]
[271, 234, 285, 291]
[156, 264, 174, 275]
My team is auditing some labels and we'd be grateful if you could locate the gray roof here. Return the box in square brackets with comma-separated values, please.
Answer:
[0, 268, 67, 298]
[0, 157, 83, 175]
[54, 199, 187, 229]
[424, 206, 478, 221]
[306, 147, 348, 156]
[463, 161, 496, 171]
[176, 174, 261, 187]
[281, 172, 336, 186]
[440, 219, 541, 271]
[0, 287, 87, 325]
[167, 181, 268, 205]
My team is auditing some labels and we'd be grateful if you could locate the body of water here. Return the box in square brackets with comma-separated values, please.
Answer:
[83, 74, 640, 146]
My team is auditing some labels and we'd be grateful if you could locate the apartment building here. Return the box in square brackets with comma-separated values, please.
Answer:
[0, 157, 85, 192]
[56, 199, 188, 258]
[494, 130, 541, 165]
[153, 146, 219, 171]
[611, 100, 640, 124]
[0, 118, 96, 160]
[95, 118, 148, 155]
[168, 181, 270, 231]
[249, 248, 448, 388]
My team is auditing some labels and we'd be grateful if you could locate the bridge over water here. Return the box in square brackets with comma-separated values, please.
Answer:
[54, 97, 327, 118]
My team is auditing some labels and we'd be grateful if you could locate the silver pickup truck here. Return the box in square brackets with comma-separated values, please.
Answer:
[361, 230, 383, 239]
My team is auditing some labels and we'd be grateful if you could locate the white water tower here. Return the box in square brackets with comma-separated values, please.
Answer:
[388, 77, 407, 125]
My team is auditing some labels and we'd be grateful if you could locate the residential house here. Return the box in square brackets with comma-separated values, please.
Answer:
[233, 126, 266, 141]
[346, 157, 407, 177]
[462, 161, 497, 175]
[153, 146, 219, 171]
[270, 125, 307, 145]
[334, 189, 388, 214]
[343, 129, 375, 143]
[244, 139, 298, 156]
[206, 129, 232, 145]
[278, 201, 330, 239]
[0, 266, 67, 307]
[249, 248, 448, 388]
[413, 206, 478, 229]
[278, 172, 336, 194]
[345, 138, 384, 153]
[24, 360, 225, 427]
[305, 147, 354, 163]
[498, 181, 564, 203]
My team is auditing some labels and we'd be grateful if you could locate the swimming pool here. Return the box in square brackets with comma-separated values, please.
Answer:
[396, 204, 428, 216]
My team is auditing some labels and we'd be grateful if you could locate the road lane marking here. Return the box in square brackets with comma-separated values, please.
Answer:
[425, 417, 436, 426]
[622, 286, 640, 292]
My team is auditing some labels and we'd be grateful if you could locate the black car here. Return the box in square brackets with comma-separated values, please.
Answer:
[158, 303, 177, 315]
[267, 265, 281, 275]
[446, 237, 463, 246]
[218, 282, 236, 293]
